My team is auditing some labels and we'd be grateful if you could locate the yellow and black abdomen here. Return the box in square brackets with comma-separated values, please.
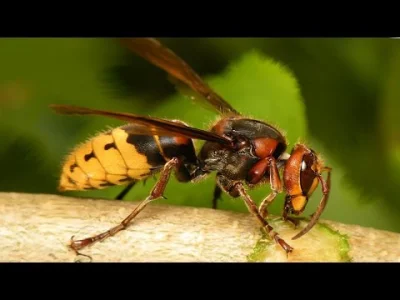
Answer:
[59, 126, 167, 191]
[58, 123, 198, 191]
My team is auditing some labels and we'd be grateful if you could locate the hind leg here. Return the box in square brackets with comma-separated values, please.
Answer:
[212, 184, 222, 209]
[70, 158, 180, 254]
[115, 181, 137, 200]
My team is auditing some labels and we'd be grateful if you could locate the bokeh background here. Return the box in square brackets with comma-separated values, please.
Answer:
[1, 38, 399, 233]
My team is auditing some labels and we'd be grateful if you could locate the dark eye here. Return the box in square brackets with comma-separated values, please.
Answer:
[301, 160, 307, 171]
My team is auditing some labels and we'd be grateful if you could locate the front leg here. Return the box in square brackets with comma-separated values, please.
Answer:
[216, 175, 293, 254]
[282, 196, 302, 228]
[256, 157, 299, 228]
[257, 156, 282, 219]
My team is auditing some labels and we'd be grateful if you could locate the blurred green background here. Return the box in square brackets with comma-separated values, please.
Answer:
[1, 38, 399, 233]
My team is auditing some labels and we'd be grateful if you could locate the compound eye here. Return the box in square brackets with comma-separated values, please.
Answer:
[301, 151, 319, 174]
[301, 160, 307, 171]
[300, 153, 319, 196]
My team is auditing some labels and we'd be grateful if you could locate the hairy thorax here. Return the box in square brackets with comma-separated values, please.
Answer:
[198, 116, 287, 183]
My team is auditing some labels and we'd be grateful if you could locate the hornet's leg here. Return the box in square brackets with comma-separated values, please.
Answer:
[115, 181, 137, 200]
[258, 157, 282, 219]
[291, 166, 332, 240]
[212, 184, 222, 209]
[258, 157, 299, 228]
[216, 175, 293, 254]
[70, 157, 180, 254]
[282, 195, 303, 228]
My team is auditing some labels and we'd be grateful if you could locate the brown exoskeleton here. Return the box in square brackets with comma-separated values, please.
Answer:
[50, 38, 331, 255]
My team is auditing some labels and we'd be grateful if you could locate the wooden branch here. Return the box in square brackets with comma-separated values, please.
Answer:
[1, 192, 399, 262]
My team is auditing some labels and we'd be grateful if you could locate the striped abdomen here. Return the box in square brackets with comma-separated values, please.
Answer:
[59, 123, 197, 191]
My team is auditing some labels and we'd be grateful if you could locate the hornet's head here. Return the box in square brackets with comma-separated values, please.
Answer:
[283, 144, 332, 240]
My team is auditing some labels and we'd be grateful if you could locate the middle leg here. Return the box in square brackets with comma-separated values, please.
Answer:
[216, 175, 293, 254]
[258, 157, 282, 219]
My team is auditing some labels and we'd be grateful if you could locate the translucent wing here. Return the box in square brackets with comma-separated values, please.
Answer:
[120, 38, 240, 116]
[50, 104, 232, 146]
